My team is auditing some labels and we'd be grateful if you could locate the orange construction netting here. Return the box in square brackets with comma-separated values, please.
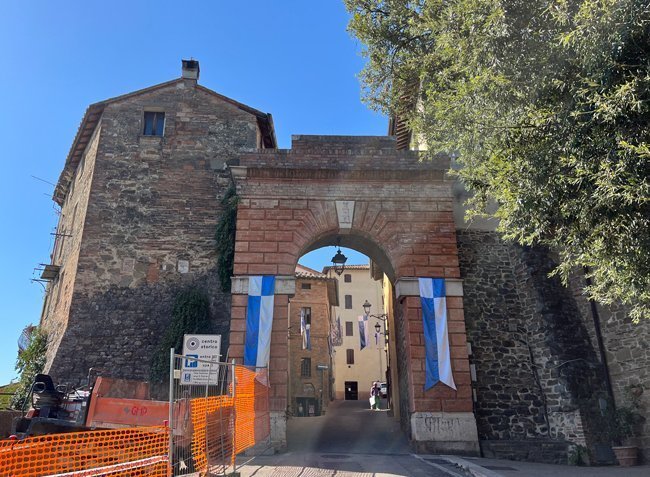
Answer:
[0, 426, 170, 477]
[189, 366, 270, 474]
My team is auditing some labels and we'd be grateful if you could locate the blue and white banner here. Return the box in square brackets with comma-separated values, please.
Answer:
[419, 278, 456, 390]
[301, 308, 311, 350]
[358, 314, 368, 350]
[244, 276, 275, 368]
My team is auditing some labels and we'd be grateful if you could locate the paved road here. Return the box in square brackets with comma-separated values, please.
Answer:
[238, 400, 469, 477]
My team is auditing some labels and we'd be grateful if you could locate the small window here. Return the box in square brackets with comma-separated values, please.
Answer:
[301, 358, 311, 377]
[143, 111, 165, 136]
[344, 274, 352, 283]
[346, 349, 355, 365]
[301, 307, 311, 325]
[345, 322, 354, 337]
[301, 283, 311, 290]
[344, 295, 352, 309]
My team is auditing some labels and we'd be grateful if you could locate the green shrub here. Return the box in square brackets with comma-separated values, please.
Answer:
[10, 327, 47, 410]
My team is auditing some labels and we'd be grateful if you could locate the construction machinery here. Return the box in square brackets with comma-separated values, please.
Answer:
[12, 373, 190, 439]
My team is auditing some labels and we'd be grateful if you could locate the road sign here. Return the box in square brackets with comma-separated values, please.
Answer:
[181, 334, 222, 385]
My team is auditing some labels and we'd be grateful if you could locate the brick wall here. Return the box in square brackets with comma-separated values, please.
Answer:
[288, 277, 333, 415]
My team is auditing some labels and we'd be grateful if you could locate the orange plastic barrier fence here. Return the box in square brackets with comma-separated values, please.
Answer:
[188, 367, 270, 475]
[0, 426, 170, 477]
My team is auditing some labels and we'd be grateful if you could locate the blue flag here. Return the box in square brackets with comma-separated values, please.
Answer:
[419, 278, 456, 390]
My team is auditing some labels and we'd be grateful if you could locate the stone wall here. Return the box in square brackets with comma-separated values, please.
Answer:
[458, 230, 608, 464]
[43, 79, 264, 385]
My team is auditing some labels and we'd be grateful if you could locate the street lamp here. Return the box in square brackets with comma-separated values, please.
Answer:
[330, 240, 348, 276]
[362, 300, 389, 387]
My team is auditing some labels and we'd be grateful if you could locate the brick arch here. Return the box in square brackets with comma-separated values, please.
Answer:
[228, 135, 478, 453]
[300, 228, 396, 283]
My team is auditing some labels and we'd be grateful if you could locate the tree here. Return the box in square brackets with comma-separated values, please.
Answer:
[11, 327, 47, 410]
[346, 0, 650, 320]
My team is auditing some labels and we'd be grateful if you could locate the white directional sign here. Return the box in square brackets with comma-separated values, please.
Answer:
[181, 334, 222, 385]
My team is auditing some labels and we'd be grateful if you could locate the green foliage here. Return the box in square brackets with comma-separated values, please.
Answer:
[346, 0, 650, 321]
[603, 385, 645, 444]
[150, 288, 213, 383]
[10, 327, 47, 410]
[215, 185, 239, 293]
[568, 444, 589, 466]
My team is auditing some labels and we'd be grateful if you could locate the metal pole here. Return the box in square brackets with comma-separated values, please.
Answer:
[168, 348, 175, 467]
[231, 359, 237, 471]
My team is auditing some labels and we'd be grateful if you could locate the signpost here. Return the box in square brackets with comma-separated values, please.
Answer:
[180, 334, 222, 385]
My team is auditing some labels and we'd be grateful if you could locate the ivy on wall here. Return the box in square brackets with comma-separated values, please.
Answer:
[215, 185, 239, 292]
[150, 288, 214, 383]
[11, 327, 47, 410]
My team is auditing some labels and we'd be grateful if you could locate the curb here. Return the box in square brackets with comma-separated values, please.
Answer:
[439, 456, 504, 477]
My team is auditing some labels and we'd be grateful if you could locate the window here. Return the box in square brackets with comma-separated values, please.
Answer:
[344, 274, 351, 283]
[301, 307, 311, 325]
[301, 282, 311, 290]
[346, 349, 355, 365]
[344, 295, 352, 309]
[143, 111, 165, 136]
[345, 322, 354, 337]
[300, 358, 311, 377]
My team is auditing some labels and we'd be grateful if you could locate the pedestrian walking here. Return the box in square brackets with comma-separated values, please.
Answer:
[369, 381, 381, 410]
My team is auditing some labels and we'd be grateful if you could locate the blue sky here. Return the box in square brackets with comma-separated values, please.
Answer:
[0, 2, 381, 384]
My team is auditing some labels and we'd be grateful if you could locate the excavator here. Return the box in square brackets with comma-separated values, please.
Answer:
[12, 372, 190, 439]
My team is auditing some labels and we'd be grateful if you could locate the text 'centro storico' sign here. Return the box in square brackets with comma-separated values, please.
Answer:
[181, 334, 222, 385]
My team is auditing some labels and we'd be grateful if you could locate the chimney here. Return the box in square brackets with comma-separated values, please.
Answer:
[181, 59, 200, 80]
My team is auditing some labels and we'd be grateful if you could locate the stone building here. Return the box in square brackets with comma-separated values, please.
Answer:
[287, 265, 337, 416]
[324, 265, 387, 402]
[39, 60, 648, 462]
[40, 60, 275, 383]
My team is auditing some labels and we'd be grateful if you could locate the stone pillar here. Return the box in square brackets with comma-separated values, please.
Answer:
[229, 275, 295, 451]
[395, 278, 479, 455]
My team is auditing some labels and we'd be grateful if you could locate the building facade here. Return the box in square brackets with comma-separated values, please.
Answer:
[325, 265, 387, 402]
[37, 60, 649, 462]
[288, 265, 337, 416]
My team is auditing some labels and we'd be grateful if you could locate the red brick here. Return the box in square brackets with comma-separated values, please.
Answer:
[410, 346, 425, 359]
[409, 332, 422, 346]
[415, 266, 445, 277]
[451, 346, 468, 359]
[248, 264, 277, 275]
[231, 306, 246, 319]
[236, 230, 265, 242]
[413, 398, 442, 412]
[429, 255, 459, 267]
[450, 333, 467, 347]
[452, 358, 470, 372]
[237, 208, 265, 220]
[236, 252, 264, 264]
[448, 321, 466, 334]
[249, 219, 277, 230]
[448, 308, 465, 322]
[249, 241, 278, 252]
[441, 399, 473, 412]
[265, 231, 293, 242]
[264, 252, 294, 264]
[229, 332, 244, 344]
[229, 319, 247, 332]
[444, 267, 461, 278]
[446, 297, 463, 309]
[233, 263, 248, 274]
[235, 241, 249, 252]
[266, 209, 293, 220]
[236, 219, 250, 230]
[232, 295, 248, 306]
[277, 264, 295, 275]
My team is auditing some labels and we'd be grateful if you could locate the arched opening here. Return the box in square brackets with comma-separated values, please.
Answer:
[284, 236, 406, 453]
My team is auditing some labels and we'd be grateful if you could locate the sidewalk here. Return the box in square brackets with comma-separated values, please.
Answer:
[439, 455, 650, 477]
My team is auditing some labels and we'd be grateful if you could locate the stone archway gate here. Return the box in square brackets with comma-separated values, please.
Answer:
[228, 135, 479, 454]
